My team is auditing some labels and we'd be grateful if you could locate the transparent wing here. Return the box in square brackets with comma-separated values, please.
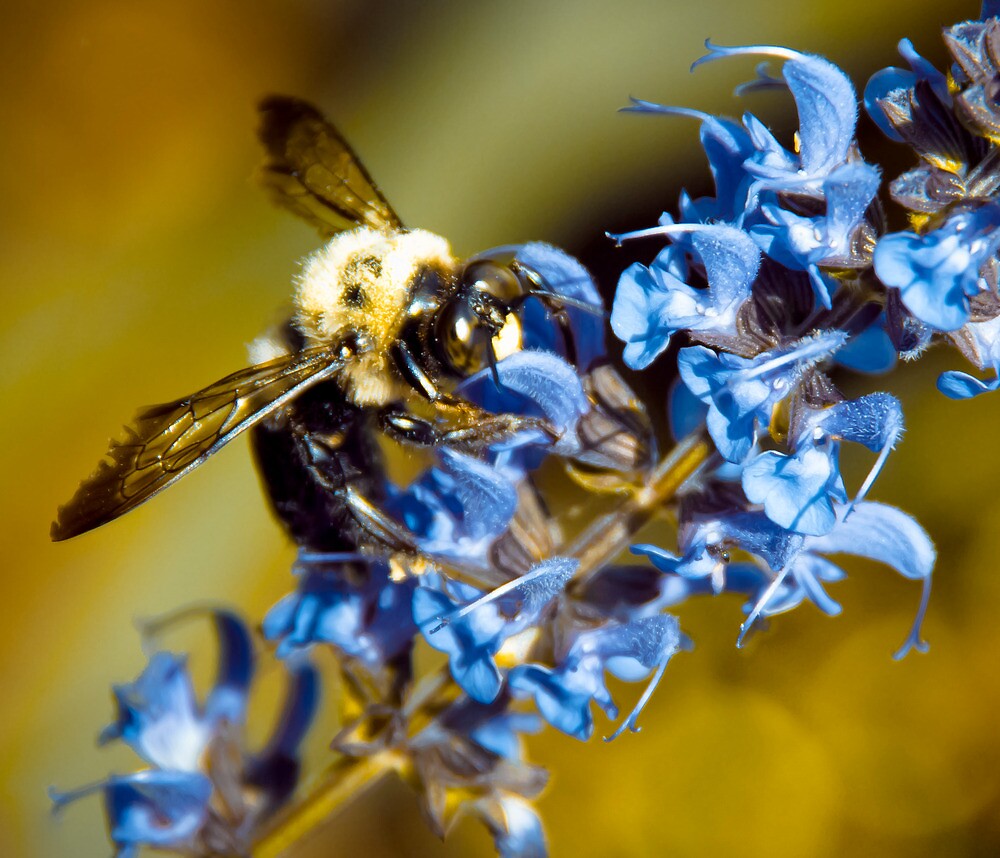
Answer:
[488, 480, 559, 581]
[257, 95, 403, 237]
[52, 347, 348, 540]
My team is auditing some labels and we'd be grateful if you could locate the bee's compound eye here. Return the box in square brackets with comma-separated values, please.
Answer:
[460, 261, 523, 302]
[435, 299, 492, 375]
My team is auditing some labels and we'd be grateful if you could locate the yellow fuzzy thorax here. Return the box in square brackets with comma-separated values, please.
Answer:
[294, 227, 457, 405]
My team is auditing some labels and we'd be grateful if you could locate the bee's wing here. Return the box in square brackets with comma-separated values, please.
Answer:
[52, 347, 347, 541]
[257, 95, 403, 237]
[488, 480, 559, 581]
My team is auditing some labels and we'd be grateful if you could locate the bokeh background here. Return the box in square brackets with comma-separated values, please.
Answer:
[3, 1, 998, 855]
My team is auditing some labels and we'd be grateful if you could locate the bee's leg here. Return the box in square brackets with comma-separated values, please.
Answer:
[379, 407, 558, 452]
[390, 341, 460, 406]
[378, 410, 442, 446]
[334, 484, 422, 556]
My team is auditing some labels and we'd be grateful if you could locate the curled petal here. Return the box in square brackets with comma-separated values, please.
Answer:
[460, 350, 589, 436]
[937, 369, 1000, 398]
[807, 502, 935, 581]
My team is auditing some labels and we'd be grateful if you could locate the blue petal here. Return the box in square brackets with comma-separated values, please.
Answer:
[100, 653, 210, 772]
[808, 502, 935, 658]
[631, 539, 720, 581]
[864, 39, 950, 142]
[596, 615, 683, 678]
[937, 369, 1000, 398]
[782, 53, 858, 176]
[667, 378, 708, 441]
[626, 105, 755, 222]
[413, 584, 506, 704]
[260, 660, 319, 760]
[204, 611, 254, 725]
[812, 393, 903, 452]
[742, 446, 840, 536]
[514, 242, 606, 368]
[611, 262, 673, 369]
[469, 711, 541, 760]
[491, 796, 548, 858]
[459, 350, 589, 436]
[508, 665, 595, 740]
[822, 162, 881, 255]
[439, 449, 518, 540]
[245, 659, 319, 803]
[676, 344, 722, 400]
[836, 319, 897, 374]
[789, 554, 844, 616]
[469, 558, 577, 623]
[807, 502, 935, 582]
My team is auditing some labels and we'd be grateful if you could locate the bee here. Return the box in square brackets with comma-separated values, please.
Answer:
[52, 96, 652, 559]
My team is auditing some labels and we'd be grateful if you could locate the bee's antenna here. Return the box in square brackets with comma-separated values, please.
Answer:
[487, 340, 505, 392]
[523, 289, 606, 317]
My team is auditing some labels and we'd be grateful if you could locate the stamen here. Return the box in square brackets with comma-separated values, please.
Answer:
[603, 655, 671, 742]
[893, 573, 932, 660]
[737, 563, 791, 648]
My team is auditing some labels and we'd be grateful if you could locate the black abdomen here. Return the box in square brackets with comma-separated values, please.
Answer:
[251, 378, 386, 553]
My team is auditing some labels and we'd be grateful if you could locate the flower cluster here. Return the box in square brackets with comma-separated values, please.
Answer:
[54, 5, 1000, 856]
[50, 612, 317, 857]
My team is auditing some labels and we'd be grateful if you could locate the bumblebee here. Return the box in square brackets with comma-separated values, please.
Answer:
[52, 97, 652, 558]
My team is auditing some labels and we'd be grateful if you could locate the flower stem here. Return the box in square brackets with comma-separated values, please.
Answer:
[252, 752, 404, 858]
[567, 431, 711, 585]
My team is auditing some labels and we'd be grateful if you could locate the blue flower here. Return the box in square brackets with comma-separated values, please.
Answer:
[415, 559, 577, 704]
[509, 614, 683, 741]
[741, 393, 904, 535]
[694, 43, 860, 193]
[52, 771, 213, 858]
[512, 242, 607, 370]
[414, 577, 509, 704]
[750, 161, 880, 308]
[874, 204, 1000, 331]
[263, 556, 418, 667]
[677, 331, 848, 462]
[476, 795, 548, 858]
[742, 443, 846, 536]
[864, 38, 950, 143]
[938, 314, 1000, 398]
[51, 612, 318, 857]
[636, 502, 932, 658]
[610, 223, 760, 369]
[389, 447, 519, 567]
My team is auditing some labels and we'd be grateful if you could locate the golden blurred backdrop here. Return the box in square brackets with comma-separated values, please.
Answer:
[2, 1, 998, 856]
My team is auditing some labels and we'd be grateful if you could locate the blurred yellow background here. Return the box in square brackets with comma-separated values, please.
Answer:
[3, 1, 997, 856]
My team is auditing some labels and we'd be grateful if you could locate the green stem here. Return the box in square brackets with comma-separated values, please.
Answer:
[252, 752, 404, 858]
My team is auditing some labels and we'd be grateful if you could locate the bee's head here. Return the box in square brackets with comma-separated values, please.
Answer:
[434, 257, 527, 376]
